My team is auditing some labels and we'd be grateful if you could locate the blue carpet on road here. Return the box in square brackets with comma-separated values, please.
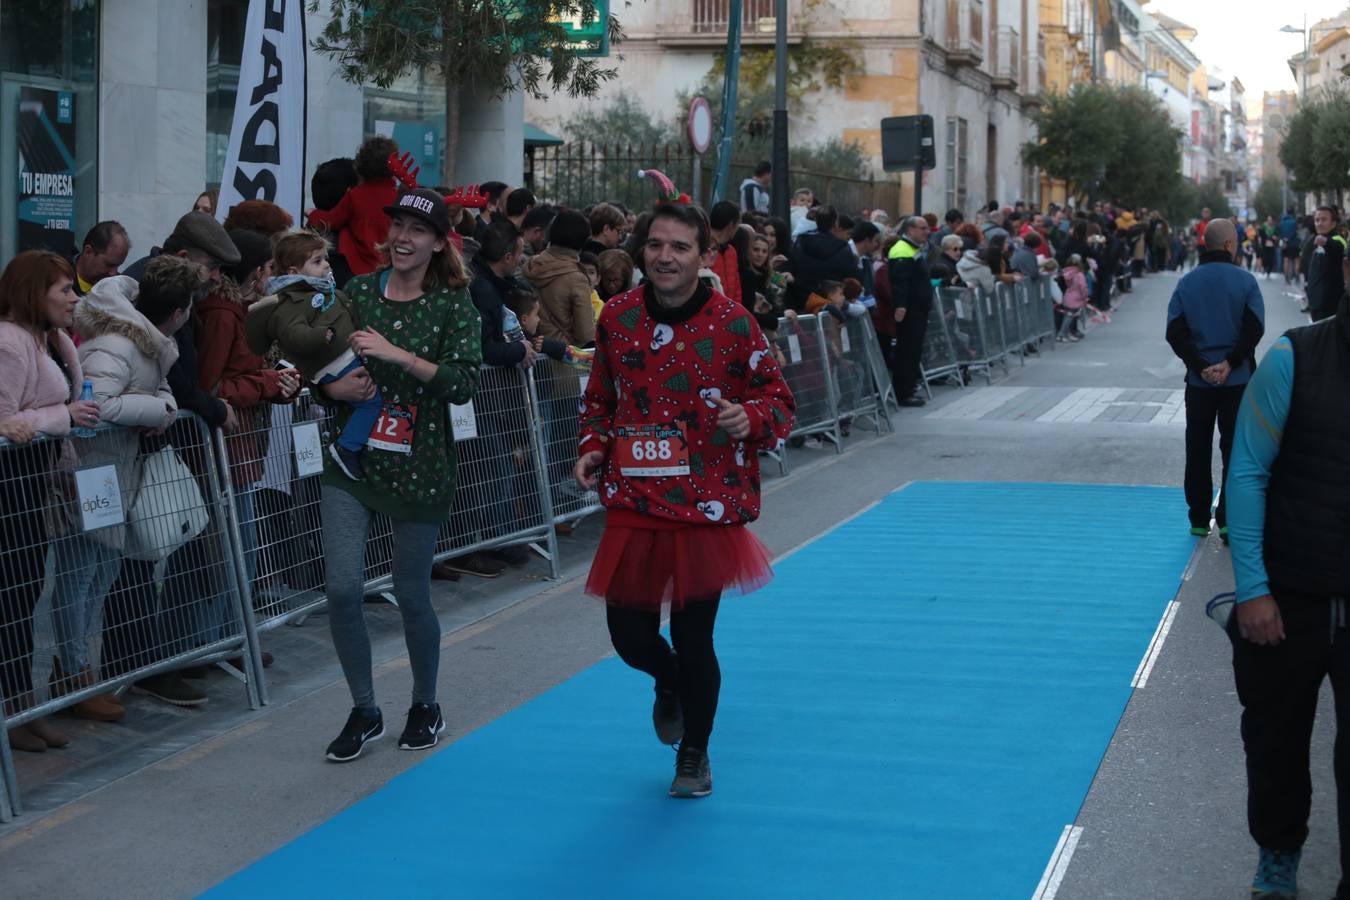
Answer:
[207, 482, 1194, 899]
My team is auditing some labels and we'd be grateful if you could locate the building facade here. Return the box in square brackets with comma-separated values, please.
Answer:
[1288, 8, 1350, 98]
[524, 0, 1046, 214]
[0, 0, 524, 264]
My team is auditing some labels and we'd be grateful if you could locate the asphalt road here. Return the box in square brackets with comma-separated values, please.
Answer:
[0, 265, 1319, 899]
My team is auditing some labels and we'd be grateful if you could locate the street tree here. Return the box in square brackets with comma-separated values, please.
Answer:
[1281, 85, 1350, 203]
[1251, 178, 1286, 222]
[1024, 84, 1182, 209]
[308, 0, 623, 185]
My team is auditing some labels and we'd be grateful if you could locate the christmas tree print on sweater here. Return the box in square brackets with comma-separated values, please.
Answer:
[579, 283, 795, 526]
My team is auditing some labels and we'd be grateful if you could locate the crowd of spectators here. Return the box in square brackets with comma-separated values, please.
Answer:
[5, 130, 1346, 756]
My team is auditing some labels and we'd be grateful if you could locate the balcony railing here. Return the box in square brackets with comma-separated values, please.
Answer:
[945, 0, 985, 64]
[992, 25, 1020, 88]
[657, 0, 797, 45]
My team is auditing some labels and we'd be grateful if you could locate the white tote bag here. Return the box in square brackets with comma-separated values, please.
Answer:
[124, 445, 210, 562]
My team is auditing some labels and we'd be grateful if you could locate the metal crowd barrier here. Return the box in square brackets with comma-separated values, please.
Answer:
[532, 358, 603, 525]
[2, 318, 902, 816]
[927, 281, 1058, 388]
[831, 314, 893, 435]
[774, 313, 839, 449]
[919, 289, 965, 393]
[217, 367, 564, 666]
[0, 413, 258, 819]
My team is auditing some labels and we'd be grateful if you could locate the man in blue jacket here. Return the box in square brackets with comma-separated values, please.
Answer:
[1164, 218, 1264, 540]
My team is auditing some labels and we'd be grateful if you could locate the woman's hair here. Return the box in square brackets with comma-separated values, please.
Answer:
[225, 228, 275, 285]
[596, 249, 635, 299]
[377, 227, 469, 293]
[766, 217, 792, 257]
[1068, 253, 1083, 267]
[0, 250, 75, 333]
[954, 223, 981, 242]
[222, 199, 294, 237]
[983, 234, 1007, 270]
[940, 234, 964, 254]
[273, 230, 329, 274]
[195, 189, 219, 216]
[355, 136, 398, 182]
[748, 234, 774, 272]
[138, 255, 210, 325]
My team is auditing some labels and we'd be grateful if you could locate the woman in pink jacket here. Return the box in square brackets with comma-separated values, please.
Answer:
[0, 251, 100, 753]
[1057, 254, 1090, 342]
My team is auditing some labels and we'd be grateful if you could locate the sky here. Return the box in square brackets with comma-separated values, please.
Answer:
[1146, 0, 1337, 110]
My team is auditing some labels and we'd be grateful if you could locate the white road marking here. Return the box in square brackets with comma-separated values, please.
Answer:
[924, 387, 1028, 420]
[1037, 388, 1124, 423]
[1032, 825, 1084, 900]
[1132, 601, 1181, 689]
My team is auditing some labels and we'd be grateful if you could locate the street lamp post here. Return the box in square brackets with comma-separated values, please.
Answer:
[1280, 18, 1309, 214]
[1280, 18, 1309, 99]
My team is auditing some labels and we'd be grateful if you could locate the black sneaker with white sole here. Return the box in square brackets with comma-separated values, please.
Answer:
[329, 443, 366, 481]
[325, 707, 384, 762]
[398, 702, 446, 750]
[669, 745, 713, 798]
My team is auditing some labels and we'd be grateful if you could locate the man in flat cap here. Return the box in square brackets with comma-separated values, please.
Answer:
[123, 210, 242, 283]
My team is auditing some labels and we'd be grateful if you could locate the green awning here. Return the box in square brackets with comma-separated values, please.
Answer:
[524, 123, 564, 147]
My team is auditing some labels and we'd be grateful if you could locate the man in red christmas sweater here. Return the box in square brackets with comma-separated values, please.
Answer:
[575, 201, 795, 799]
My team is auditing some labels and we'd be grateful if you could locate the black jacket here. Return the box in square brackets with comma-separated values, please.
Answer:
[785, 231, 860, 311]
[1304, 233, 1347, 318]
[469, 257, 529, 369]
[886, 237, 932, 313]
[1263, 293, 1350, 595]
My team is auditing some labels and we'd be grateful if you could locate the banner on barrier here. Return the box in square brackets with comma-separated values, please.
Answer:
[74, 464, 124, 531]
[291, 422, 324, 477]
[450, 401, 478, 441]
[788, 334, 802, 363]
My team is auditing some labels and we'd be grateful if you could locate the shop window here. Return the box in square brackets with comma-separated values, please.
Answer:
[207, 0, 248, 188]
[0, 0, 99, 261]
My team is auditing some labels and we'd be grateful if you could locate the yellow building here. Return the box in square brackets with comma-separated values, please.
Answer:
[1037, 0, 1107, 205]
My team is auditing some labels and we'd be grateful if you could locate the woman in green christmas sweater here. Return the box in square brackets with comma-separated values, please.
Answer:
[317, 188, 482, 762]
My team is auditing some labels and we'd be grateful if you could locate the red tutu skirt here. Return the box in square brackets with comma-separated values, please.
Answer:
[585, 509, 775, 610]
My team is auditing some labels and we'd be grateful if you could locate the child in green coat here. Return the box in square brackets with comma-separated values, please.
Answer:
[246, 230, 379, 481]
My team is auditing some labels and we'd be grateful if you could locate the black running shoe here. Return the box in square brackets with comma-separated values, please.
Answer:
[398, 702, 446, 751]
[325, 707, 384, 762]
[329, 443, 366, 481]
[653, 684, 684, 745]
[669, 745, 713, 798]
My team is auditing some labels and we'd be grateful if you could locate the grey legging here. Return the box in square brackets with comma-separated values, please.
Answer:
[321, 485, 441, 709]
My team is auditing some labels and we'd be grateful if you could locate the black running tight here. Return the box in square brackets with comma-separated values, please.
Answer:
[606, 597, 721, 751]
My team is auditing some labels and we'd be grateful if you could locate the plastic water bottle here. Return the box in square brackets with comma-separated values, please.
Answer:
[71, 379, 96, 438]
[502, 307, 525, 343]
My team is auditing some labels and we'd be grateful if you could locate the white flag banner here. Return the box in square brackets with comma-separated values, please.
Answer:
[217, 0, 306, 225]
